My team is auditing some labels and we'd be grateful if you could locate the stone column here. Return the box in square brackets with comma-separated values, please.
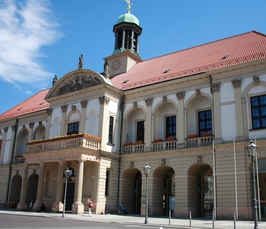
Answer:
[232, 79, 245, 141]
[52, 161, 64, 212]
[79, 100, 88, 133]
[98, 96, 110, 151]
[0, 127, 8, 164]
[17, 165, 29, 210]
[144, 98, 153, 151]
[72, 160, 84, 214]
[176, 92, 185, 146]
[60, 105, 68, 136]
[45, 109, 53, 139]
[33, 163, 45, 211]
[212, 83, 222, 143]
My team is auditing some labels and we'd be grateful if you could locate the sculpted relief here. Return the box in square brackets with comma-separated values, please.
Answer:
[55, 74, 101, 96]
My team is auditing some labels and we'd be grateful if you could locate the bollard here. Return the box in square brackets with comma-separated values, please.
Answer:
[233, 211, 236, 229]
[169, 210, 171, 225]
[189, 211, 192, 227]
[212, 211, 214, 229]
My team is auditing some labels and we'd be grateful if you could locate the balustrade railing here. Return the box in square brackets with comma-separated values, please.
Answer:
[26, 134, 101, 154]
[186, 135, 214, 148]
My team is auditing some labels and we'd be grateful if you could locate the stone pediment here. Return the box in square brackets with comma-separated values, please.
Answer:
[46, 69, 112, 99]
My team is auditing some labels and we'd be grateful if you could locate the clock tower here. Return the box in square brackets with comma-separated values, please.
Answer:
[104, 2, 142, 78]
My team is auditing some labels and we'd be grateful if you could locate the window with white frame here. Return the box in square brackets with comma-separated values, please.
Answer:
[166, 116, 176, 139]
[250, 95, 266, 129]
[67, 122, 79, 135]
[108, 116, 114, 144]
[198, 110, 212, 136]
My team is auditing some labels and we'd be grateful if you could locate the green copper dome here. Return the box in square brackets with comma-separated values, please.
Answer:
[117, 12, 139, 26]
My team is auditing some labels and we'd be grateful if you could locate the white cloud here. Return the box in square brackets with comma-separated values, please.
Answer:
[0, 0, 61, 88]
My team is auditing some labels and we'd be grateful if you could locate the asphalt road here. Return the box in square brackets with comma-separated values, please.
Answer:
[0, 214, 157, 229]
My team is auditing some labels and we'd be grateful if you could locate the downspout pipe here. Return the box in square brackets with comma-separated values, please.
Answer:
[5, 118, 18, 207]
[117, 94, 125, 211]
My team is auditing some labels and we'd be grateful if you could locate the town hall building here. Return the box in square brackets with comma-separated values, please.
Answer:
[0, 3, 266, 220]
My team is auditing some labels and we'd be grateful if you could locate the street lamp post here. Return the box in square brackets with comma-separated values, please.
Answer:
[143, 163, 151, 224]
[62, 168, 72, 218]
[246, 140, 259, 229]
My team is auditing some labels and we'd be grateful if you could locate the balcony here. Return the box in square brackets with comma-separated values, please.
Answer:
[26, 133, 101, 154]
[185, 134, 214, 148]
[122, 134, 214, 154]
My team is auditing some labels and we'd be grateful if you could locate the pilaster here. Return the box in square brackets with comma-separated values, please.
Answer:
[176, 92, 185, 146]
[211, 83, 222, 143]
[232, 79, 245, 141]
[0, 127, 8, 164]
[144, 98, 153, 151]
[52, 161, 64, 212]
[60, 105, 68, 136]
[80, 100, 88, 133]
[17, 165, 29, 210]
[45, 109, 53, 139]
[98, 96, 110, 150]
[72, 160, 85, 214]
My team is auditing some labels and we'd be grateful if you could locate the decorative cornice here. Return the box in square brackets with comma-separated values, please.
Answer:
[196, 89, 201, 96]
[81, 100, 88, 108]
[231, 79, 242, 88]
[253, 76, 260, 86]
[61, 105, 68, 113]
[145, 98, 153, 106]
[29, 123, 34, 129]
[98, 96, 110, 105]
[47, 109, 53, 116]
[176, 92, 185, 100]
[211, 83, 221, 93]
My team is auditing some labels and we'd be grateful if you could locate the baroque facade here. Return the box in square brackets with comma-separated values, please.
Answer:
[0, 5, 266, 220]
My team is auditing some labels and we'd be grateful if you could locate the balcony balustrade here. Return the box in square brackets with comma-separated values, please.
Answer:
[26, 133, 101, 154]
[186, 135, 214, 148]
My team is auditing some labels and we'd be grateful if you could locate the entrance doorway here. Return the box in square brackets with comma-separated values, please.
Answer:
[197, 166, 213, 218]
[63, 182, 75, 211]
[163, 168, 175, 215]
[134, 172, 142, 214]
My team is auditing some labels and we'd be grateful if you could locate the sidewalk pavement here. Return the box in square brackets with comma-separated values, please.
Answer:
[1, 209, 266, 229]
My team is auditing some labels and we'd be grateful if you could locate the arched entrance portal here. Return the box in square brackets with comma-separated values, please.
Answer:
[9, 175, 22, 208]
[258, 159, 266, 219]
[153, 166, 175, 216]
[198, 166, 213, 218]
[121, 168, 142, 214]
[26, 174, 38, 209]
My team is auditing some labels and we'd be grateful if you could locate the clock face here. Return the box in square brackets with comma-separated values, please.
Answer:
[111, 59, 121, 71]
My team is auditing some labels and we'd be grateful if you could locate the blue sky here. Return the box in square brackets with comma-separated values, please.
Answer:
[0, 0, 266, 115]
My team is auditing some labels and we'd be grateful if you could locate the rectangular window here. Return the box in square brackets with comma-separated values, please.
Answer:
[108, 116, 114, 144]
[166, 116, 176, 139]
[105, 170, 110, 196]
[251, 95, 266, 129]
[67, 122, 79, 135]
[136, 121, 144, 142]
[198, 110, 212, 136]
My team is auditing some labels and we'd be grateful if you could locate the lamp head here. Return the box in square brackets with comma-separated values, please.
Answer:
[64, 168, 72, 178]
[143, 163, 151, 175]
[246, 140, 257, 158]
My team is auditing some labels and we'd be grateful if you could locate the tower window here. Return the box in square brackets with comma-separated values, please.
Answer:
[108, 116, 114, 144]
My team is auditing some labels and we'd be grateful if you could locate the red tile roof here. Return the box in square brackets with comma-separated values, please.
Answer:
[110, 31, 266, 90]
[0, 89, 50, 120]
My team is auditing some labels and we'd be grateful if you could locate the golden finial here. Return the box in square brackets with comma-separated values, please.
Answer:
[125, 0, 131, 13]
